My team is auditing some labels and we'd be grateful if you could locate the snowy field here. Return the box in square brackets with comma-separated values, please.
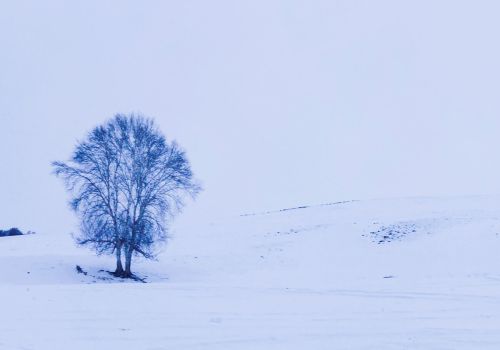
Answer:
[2, 196, 500, 349]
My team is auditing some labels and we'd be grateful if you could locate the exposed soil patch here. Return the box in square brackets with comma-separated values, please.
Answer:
[75, 265, 147, 283]
[367, 222, 420, 244]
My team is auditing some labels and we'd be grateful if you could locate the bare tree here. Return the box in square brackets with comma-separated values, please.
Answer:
[53, 114, 199, 278]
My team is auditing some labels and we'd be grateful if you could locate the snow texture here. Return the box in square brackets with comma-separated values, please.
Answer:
[1, 196, 500, 349]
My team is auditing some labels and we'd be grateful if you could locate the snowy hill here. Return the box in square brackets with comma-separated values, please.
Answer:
[1, 196, 500, 349]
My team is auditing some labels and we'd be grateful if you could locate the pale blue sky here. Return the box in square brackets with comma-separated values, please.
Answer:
[1, 1, 500, 235]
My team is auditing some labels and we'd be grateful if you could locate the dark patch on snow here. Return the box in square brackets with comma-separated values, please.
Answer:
[0, 228, 36, 237]
[266, 224, 330, 237]
[75, 265, 147, 283]
[368, 222, 420, 244]
[267, 228, 300, 236]
[365, 217, 474, 244]
[241, 200, 357, 217]
[0, 228, 23, 237]
[102, 270, 148, 283]
[76, 265, 87, 275]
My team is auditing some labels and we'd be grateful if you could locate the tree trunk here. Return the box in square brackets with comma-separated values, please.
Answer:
[114, 241, 124, 276]
[124, 246, 133, 278]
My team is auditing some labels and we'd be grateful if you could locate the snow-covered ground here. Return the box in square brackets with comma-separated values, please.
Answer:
[2, 196, 500, 349]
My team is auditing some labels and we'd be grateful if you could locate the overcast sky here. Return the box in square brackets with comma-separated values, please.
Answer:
[1, 0, 500, 235]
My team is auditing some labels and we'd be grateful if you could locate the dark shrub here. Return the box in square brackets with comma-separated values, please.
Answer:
[7, 228, 23, 236]
[0, 228, 23, 237]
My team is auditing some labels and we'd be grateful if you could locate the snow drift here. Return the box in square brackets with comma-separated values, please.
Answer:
[1, 196, 500, 349]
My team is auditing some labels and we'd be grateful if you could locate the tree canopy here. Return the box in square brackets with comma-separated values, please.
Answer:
[53, 114, 200, 277]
